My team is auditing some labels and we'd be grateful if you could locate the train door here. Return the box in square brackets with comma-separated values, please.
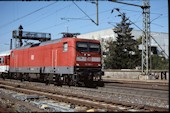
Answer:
[52, 49, 62, 86]
[0, 57, 4, 73]
[52, 49, 58, 69]
[5, 56, 10, 73]
[14, 54, 18, 72]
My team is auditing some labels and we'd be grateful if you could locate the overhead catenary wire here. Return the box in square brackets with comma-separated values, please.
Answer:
[120, 8, 164, 15]
[113, 8, 165, 28]
[0, 2, 72, 37]
[2, 1, 163, 33]
[61, 17, 91, 20]
[39, 8, 115, 31]
[150, 14, 163, 24]
[112, 8, 168, 58]
[150, 35, 169, 58]
[151, 23, 164, 28]
[0, 1, 168, 56]
[0, 6, 113, 38]
[72, 1, 97, 25]
[26, 3, 72, 27]
[0, 1, 167, 39]
[30, 6, 166, 34]
[0, 1, 57, 30]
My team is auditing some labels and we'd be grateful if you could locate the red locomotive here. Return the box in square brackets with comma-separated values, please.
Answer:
[1, 33, 104, 87]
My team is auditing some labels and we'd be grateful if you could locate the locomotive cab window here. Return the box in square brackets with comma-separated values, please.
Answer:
[76, 42, 88, 52]
[63, 42, 68, 52]
[89, 43, 100, 52]
[76, 42, 100, 53]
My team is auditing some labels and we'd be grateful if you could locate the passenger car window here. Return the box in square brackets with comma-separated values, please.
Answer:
[0, 57, 4, 64]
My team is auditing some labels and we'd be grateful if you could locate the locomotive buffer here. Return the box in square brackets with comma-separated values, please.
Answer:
[12, 25, 51, 48]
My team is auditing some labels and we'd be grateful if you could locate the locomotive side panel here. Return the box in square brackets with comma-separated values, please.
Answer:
[44, 46, 53, 67]
[9, 49, 24, 72]
[23, 49, 29, 67]
[9, 39, 76, 75]
[51, 39, 75, 74]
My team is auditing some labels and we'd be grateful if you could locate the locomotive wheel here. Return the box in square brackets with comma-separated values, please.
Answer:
[24, 74, 30, 81]
[97, 81, 104, 87]
[1, 73, 5, 80]
[28, 76, 32, 82]
[74, 82, 80, 87]
[53, 75, 62, 86]
[66, 75, 71, 87]
[39, 74, 45, 82]
[53, 75, 57, 86]
[45, 77, 49, 85]
[84, 81, 97, 88]
[19, 74, 24, 82]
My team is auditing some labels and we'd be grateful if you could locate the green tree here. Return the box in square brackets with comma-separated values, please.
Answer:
[151, 55, 169, 70]
[104, 13, 141, 69]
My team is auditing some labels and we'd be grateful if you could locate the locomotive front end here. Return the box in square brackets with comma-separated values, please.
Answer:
[74, 39, 104, 87]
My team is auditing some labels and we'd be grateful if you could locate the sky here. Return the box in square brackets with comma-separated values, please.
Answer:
[0, 0, 168, 52]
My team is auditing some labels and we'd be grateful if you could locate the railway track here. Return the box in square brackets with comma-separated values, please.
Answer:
[103, 79, 168, 91]
[0, 79, 168, 112]
[0, 82, 143, 112]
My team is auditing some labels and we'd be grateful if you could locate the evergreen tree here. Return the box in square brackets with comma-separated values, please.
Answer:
[104, 13, 141, 69]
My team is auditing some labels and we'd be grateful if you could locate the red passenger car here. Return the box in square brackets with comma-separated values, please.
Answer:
[0, 51, 10, 78]
[9, 33, 104, 87]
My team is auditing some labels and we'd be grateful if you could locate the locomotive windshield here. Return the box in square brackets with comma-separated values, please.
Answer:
[76, 42, 100, 52]
[76, 42, 88, 52]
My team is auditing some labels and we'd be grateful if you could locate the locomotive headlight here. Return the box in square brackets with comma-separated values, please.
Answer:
[76, 63, 79, 66]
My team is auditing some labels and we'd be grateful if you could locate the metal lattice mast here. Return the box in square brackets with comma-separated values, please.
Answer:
[142, 0, 151, 75]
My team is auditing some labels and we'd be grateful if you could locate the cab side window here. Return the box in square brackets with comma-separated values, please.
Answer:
[63, 42, 68, 52]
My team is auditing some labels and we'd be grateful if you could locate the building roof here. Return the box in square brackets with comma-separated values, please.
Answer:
[78, 28, 169, 58]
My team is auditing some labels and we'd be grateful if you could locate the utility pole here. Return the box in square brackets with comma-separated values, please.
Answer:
[141, 0, 151, 75]
[96, 0, 99, 26]
[109, 0, 151, 76]
[63, 0, 99, 26]
[18, 25, 23, 47]
[10, 39, 12, 50]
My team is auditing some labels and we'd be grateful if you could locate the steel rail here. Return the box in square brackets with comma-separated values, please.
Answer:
[0, 80, 168, 112]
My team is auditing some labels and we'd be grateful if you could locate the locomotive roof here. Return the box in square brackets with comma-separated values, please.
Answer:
[0, 50, 11, 56]
[15, 45, 32, 50]
[13, 37, 99, 51]
[39, 38, 62, 46]
[14, 38, 62, 50]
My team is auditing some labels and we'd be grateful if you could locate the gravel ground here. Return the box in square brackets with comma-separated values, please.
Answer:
[0, 88, 89, 112]
[0, 88, 45, 112]
[33, 83, 169, 109]
[0, 79, 169, 110]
